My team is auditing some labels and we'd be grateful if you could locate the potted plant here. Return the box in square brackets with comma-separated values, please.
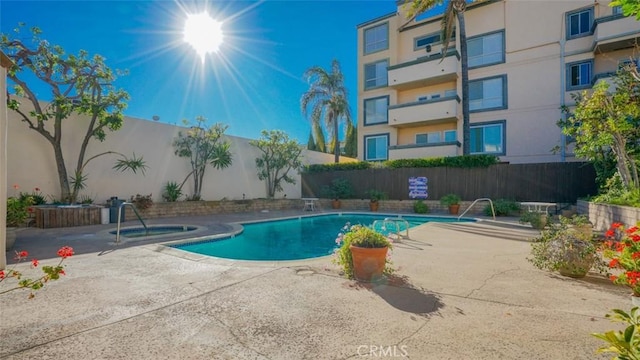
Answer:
[440, 193, 461, 215]
[334, 224, 393, 282]
[528, 215, 603, 278]
[6, 196, 33, 250]
[519, 211, 549, 230]
[367, 189, 387, 212]
[602, 222, 640, 306]
[413, 200, 429, 214]
[322, 178, 354, 209]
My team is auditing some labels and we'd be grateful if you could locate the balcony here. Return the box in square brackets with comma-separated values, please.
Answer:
[388, 95, 459, 127]
[389, 142, 460, 160]
[593, 15, 640, 52]
[387, 50, 459, 90]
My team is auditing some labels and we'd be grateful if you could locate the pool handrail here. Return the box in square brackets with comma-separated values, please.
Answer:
[458, 198, 495, 221]
[115, 202, 148, 244]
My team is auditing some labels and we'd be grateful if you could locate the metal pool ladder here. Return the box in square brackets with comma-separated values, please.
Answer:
[458, 198, 495, 221]
[115, 202, 148, 244]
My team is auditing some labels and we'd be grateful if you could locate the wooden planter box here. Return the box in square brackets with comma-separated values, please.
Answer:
[35, 205, 103, 228]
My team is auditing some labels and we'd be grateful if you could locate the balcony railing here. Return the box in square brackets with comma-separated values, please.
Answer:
[388, 95, 459, 127]
[387, 50, 459, 90]
[593, 15, 640, 52]
[388, 141, 460, 160]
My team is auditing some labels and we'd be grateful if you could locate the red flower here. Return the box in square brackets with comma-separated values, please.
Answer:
[615, 242, 626, 252]
[59, 269, 65, 276]
[633, 252, 640, 260]
[31, 259, 39, 267]
[0, 270, 5, 280]
[16, 250, 28, 259]
[12, 184, 19, 190]
[612, 222, 624, 229]
[610, 275, 618, 282]
[605, 230, 615, 238]
[604, 240, 613, 248]
[609, 258, 620, 268]
[631, 234, 640, 242]
[34, 187, 40, 192]
[626, 226, 639, 234]
[27, 207, 34, 213]
[57, 246, 74, 259]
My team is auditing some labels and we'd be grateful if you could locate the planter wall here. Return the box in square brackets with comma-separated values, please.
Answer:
[577, 200, 640, 231]
[35, 206, 104, 228]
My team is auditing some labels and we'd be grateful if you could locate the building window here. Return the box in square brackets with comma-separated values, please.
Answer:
[566, 60, 592, 90]
[364, 60, 388, 90]
[469, 75, 506, 112]
[416, 130, 456, 144]
[364, 96, 389, 125]
[470, 121, 504, 155]
[612, 5, 623, 15]
[618, 58, 638, 71]
[364, 23, 388, 55]
[365, 134, 388, 161]
[468, 31, 504, 68]
[566, 8, 593, 39]
[415, 32, 440, 50]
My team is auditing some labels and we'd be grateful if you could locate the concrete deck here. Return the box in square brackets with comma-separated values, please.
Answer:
[0, 210, 632, 359]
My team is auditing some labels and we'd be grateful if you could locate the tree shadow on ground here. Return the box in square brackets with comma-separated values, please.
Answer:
[347, 274, 444, 317]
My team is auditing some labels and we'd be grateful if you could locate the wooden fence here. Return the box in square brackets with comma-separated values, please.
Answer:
[301, 162, 597, 203]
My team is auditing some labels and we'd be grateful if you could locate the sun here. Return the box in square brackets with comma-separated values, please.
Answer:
[183, 11, 224, 64]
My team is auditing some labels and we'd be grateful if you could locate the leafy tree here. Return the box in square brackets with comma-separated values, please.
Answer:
[344, 122, 357, 158]
[173, 116, 232, 200]
[250, 130, 303, 198]
[611, 0, 640, 19]
[403, 0, 472, 155]
[1, 24, 147, 203]
[559, 70, 640, 190]
[301, 59, 352, 163]
[312, 121, 326, 153]
[307, 131, 317, 151]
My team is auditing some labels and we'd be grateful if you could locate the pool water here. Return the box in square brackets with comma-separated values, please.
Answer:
[172, 214, 472, 261]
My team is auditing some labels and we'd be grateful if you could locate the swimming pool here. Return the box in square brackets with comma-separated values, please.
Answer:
[171, 213, 473, 261]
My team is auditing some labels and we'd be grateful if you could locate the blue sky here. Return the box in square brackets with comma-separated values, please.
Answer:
[1, 0, 399, 143]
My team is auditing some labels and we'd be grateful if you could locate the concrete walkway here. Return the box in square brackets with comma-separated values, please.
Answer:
[0, 211, 632, 359]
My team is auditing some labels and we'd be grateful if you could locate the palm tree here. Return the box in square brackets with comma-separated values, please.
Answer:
[403, 0, 471, 155]
[301, 59, 352, 163]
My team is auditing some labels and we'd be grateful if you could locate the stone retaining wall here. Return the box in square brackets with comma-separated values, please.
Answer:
[124, 199, 489, 220]
[577, 200, 640, 231]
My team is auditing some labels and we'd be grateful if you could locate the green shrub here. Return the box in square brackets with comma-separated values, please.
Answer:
[303, 162, 371, 173]
[321, 178, 355, 199]
[385, 155, 499, 169]
[162, 181, 183, 202]
[485, 199, 521, 216]
[413, 200, 429, 214]
[440, 193, 461, 206]
[78, 195, 94, 204]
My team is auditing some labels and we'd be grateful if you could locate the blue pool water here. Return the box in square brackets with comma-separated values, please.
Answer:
[172, 214, 473, 261]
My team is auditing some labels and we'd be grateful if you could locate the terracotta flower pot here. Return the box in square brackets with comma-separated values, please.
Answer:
[349, 245, 388, 282]
[448, 204, 460, 215]
[331, 199, 341, 209]
[369, 201, 379, 212]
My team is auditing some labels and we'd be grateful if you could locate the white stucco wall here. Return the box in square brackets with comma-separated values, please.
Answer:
[6, 98, 351, 204]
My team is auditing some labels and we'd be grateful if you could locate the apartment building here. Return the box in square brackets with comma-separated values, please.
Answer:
[356, 0, 638, 163]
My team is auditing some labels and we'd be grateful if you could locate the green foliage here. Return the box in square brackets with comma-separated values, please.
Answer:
[519, 211, 550, 229]
[484, 199, 521, 216]
[344, 122, 357, 158]
[162, 181, 183, 202]
[610, 0, 640, 20]
[6, 196, 33, 227]
[368, 189, 387, 202]
[321, 178, 355, 200]
[413, 200, 429, 214]
[306, 132, 317, 151]
[304, 161, 371, 173]
[19, 188, 46, 205]
[301, 59, 352, 163]
[385, 155, 499, 169]
[334, 224, 393, 279]
[130, 194, 153, 211]
[78, 195, 94, 205]
[1, 24, 134, 203]
[173, 116, 233, 199]
[527, 216, 604, 277]
[250, 130, 303, 198]
[592, 307, 640, 360]
[591, 175, 640, 207]
[559, 70, 640, 191]
[440, 193, 461, 206]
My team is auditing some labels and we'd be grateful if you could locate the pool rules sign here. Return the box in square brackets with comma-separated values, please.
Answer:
[409, 177, 428, 199]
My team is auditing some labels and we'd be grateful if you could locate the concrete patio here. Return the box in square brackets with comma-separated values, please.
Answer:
[0, 211, 632, 359]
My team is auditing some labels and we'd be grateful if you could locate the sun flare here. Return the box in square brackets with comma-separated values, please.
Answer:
[183, 11, 223, 64]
